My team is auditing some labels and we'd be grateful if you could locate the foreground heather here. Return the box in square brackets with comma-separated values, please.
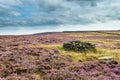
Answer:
[0, 47, 120, 80]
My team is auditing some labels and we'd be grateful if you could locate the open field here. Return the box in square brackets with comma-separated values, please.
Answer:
[0, 30, 120, 80]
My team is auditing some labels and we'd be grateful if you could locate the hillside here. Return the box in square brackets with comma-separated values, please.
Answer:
[0, 31, 120, 80]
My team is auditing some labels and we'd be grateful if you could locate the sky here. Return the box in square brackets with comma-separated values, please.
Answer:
[0, 0, 120, 35]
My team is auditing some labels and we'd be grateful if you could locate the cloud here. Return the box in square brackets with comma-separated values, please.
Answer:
[0, 0, 22, 5]
[0, 0, 120, 27]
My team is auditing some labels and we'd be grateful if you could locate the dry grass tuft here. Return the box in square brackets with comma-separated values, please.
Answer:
[30, 44, 120, 63]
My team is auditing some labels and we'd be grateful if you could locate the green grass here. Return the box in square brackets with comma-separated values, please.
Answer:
[58, 47, 120, 62]
[29, 44, 120, 63]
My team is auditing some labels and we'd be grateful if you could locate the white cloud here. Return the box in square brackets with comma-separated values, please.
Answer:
[0, 0, 22, 5]
[0, 0, 120, 26]
[12, 11, 21, 16]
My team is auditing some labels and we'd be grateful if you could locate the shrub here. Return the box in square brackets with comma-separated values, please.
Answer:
[63, 41, 96, 53]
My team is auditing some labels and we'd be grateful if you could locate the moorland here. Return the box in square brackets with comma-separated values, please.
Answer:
[0, 30, 120, 80]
